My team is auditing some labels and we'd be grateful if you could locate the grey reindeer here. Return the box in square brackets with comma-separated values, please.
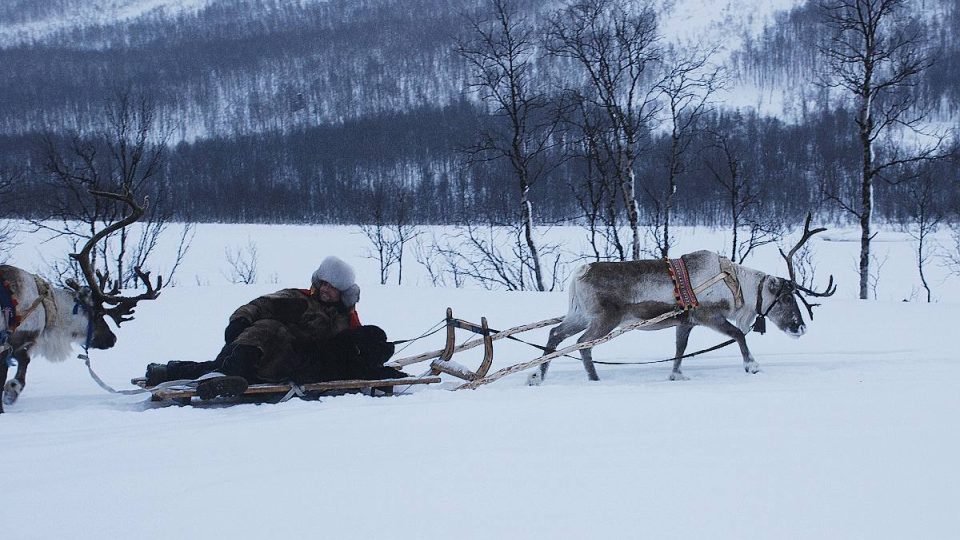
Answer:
[532, 217, 835, 383]
[0, 188, 162, 413]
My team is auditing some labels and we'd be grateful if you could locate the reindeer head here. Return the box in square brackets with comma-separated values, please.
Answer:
[759, 276, 807, 337]
[65, 187, 163, 350]
[768, 213, 837, 335]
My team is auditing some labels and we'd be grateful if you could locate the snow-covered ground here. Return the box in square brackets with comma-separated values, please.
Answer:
[2, 222, 958, 539]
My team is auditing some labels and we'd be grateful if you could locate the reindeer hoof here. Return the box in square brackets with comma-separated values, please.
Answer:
[526, 371, 543, 386]
[3, 379, 23, 405]
[669, 371, 689, 381]
[744, 362, 761, 374]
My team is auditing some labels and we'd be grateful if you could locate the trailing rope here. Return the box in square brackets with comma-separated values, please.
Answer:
[72, 300, 207, 397]
[488, 321, 737, 366]
[591, 339, 736, 365]
[457, 309, 685, 390]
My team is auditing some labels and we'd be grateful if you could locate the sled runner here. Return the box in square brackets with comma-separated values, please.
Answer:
[130, 375, 441, 404]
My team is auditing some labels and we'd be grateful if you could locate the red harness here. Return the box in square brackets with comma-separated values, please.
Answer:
[666, 257, 699, 310]
[0, 271, 21, 333]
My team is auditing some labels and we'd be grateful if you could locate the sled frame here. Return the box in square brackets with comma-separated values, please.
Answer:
[426, 308, 495, 381]
[131, 376, 441, 404]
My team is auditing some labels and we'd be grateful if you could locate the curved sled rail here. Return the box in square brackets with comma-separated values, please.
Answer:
[428, 308, 495, 381]
[388, 312, 563, 368]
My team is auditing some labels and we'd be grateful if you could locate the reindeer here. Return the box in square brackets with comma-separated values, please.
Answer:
[534, 216, 836, 383]
[0, 188, 162, 413]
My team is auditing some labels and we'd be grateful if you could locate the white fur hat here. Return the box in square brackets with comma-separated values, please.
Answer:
[312, 256, 360, 307]
[312, 256, 356, 291]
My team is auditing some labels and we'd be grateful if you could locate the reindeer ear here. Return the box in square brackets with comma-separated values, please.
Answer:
[77, 286, 95, 306]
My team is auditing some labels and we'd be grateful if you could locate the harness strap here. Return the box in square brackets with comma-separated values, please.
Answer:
[718, 256, 744, 308]
[753, 277, 768, 334]
[692, 272, 727, 296]
[0, 273, 19, 333]
[18, 276, 52, 327]
[73, 300, 95, 353]
[682, 255, 743, 309]
[666, 257, 699, 309]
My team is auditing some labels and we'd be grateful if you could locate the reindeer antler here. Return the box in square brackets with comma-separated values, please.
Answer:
[101, 266, 162, 325]
[779, 213, 837, 319]
[69, 187, 163, 325]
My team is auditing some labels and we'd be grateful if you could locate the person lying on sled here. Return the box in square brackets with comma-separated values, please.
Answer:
[143, 256, 407, 399]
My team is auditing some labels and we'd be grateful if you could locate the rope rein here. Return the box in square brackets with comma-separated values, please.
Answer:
[494, 319, 737, 366]
[389, 319, 447, 352]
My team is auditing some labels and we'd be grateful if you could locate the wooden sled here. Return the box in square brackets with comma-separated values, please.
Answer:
[131, 376, 441, 405]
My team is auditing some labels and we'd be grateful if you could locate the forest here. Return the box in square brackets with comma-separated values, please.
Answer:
[0, 0, 958, 296]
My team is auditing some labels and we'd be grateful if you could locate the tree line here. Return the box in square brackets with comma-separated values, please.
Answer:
[1, 0, 959, 298]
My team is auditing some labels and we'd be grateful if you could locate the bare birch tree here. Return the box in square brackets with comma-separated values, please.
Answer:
[439, 222, 564, 291]
[33, 90, 189, 288]
[567, 94, 627, 261]
[0, 166, 20, 263]
[361, 183, 419, 286]
[223, 239, 259, 285]
[704, 127, 783, 263]
[818, 0, 949, 299]
[904, 169, 942, 302]
[547, 0, 662, 260]
[652, 47, 722, 258]
[458, 0, 559, 291]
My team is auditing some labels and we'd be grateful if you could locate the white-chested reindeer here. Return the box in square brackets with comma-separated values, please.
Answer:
[532, 215, 836, 383]
[0, 188, 162, 413]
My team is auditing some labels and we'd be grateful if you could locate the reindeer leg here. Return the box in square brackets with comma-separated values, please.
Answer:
[2, 348, 30, 406]
[575, 317, 619, 382]
[529, 318, 589, 386]
[0, 355, 7, 413]
[670, 324, 693, 381]
[699, 316, 759, 374]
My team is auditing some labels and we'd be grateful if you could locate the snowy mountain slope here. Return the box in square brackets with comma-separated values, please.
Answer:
[658, 0, 802, 49]
[0, 0, 216, 45]
[0, 0, 804, 48]
[1, 222, 958, 539]
[0, 0, 810, 140]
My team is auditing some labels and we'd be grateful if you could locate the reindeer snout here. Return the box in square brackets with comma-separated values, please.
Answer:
[789, 324, 807, 338]
[92, 332, 117, 349]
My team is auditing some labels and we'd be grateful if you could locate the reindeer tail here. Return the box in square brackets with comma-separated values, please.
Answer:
[563, 264, 591, 322]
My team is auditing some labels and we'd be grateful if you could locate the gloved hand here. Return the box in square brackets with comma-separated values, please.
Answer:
[224, 318, 251, 344]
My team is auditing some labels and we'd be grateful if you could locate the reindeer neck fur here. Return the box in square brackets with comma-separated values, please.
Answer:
[732, 263, 775, 334]
[2, 266, 90, 363]
[33, 286, 91, 362]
